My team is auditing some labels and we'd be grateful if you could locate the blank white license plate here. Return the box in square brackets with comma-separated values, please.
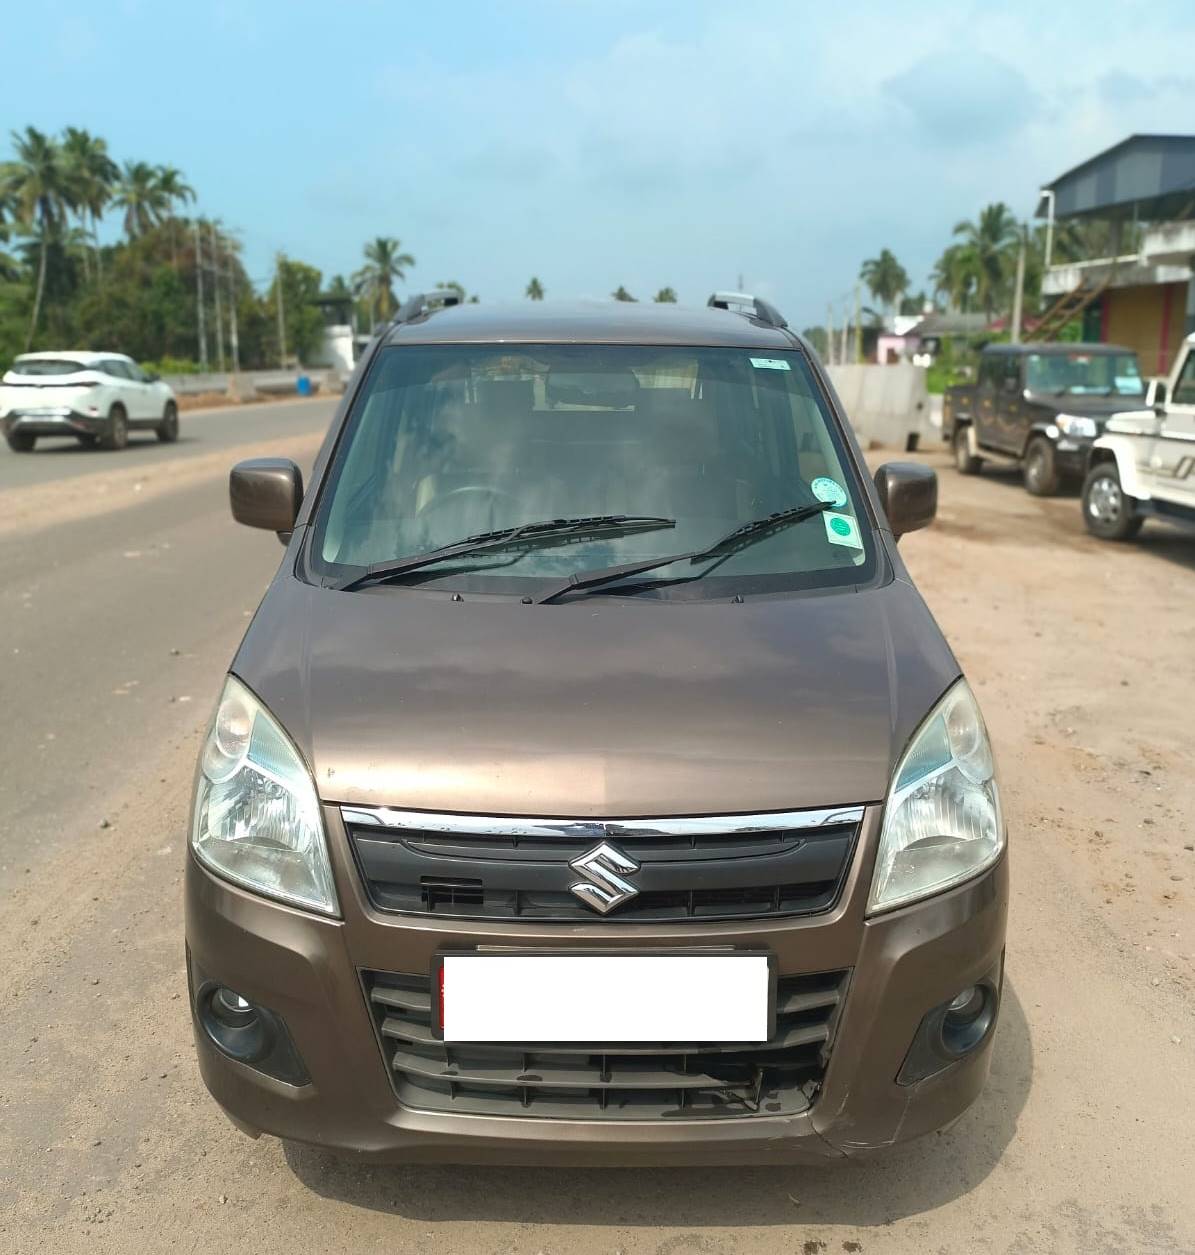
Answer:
[438, 953, 773, 1043]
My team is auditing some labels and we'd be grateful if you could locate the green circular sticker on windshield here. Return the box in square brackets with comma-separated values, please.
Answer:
[829, 516, 852, 536]
[811, 476, 847, 508]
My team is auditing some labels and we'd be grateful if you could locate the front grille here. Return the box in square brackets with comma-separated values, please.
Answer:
[362, 967, 850, 1120]
[345, 806, 861, 923]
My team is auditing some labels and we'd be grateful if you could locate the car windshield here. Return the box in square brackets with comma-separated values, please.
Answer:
[1024, 351, 1143, 396]
[308, 343, 875, 599]
[8, 357, 87, 377]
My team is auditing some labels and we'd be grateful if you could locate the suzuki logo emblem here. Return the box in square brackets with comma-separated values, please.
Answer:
[568, 842, 641, 914]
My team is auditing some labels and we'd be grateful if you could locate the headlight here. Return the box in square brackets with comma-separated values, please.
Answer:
[868, 679, 1003, 915]
[191, 675, 338, 916]
[1055, 414, 1098, 439]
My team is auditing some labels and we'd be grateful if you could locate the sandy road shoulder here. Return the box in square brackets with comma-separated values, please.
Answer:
[0, 429, 326, 541]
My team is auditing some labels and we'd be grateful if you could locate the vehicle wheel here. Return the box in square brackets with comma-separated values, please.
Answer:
[6, 430, 36, 452]
[1082, 462, 1143, 541]
[101, 405, 129, 451]
[1023, 437, 1060, 496]
[953, 426, 982, 475]
[156, 401, 179, 443]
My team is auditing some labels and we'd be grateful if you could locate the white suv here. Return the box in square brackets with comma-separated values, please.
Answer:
[1, 351, 178, 453]
[1082, 332, 1195, 540]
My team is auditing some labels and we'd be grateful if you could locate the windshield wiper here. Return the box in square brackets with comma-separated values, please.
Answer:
[537, 501, 835, 604]
[333, 514, 676, 591]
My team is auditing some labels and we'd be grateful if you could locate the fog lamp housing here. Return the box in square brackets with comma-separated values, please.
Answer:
[896, 959, 1003, 1086]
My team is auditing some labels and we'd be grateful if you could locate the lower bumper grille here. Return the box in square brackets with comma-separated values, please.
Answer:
[362, 966, 850, 1120]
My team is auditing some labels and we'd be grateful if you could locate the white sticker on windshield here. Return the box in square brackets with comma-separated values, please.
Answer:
[810, 476, 847, 508]
[824, 512, 862, 550]
[749, 357, 791, 371]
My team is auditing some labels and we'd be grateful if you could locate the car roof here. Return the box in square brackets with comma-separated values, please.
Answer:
[382, 300, 797, 350]
[988, 342, 1134, 356]
[14, 350, 130, 363]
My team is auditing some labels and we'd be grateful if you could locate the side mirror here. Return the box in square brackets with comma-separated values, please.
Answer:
[230, 458, 303, 537]
[145, 370, 160, 383]
[874, 461, 937, 539]
[1148, 378, 1167, 414]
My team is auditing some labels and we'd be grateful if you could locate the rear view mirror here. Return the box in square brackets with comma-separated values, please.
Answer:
[873, 462, 937, 539]
[1147, 378, 1167, 413]
[230, 458, 303, 538]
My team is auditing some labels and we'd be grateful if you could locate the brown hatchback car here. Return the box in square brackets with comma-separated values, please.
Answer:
[186, 292, 1007, 1165]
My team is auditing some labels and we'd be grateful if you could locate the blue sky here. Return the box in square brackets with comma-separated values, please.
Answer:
[7, 0, 1195, 328]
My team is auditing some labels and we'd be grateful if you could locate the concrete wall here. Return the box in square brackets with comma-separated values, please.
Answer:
[163, 368, 345, 399]
[826, 363, 934, 449]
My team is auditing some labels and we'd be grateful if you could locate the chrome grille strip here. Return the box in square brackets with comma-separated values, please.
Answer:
[340, 804, 865, 839]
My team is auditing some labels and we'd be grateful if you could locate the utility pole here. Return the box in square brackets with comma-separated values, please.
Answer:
[194, 219, 209, 371]
[210, 223, 225, 373]
[275, 252, 288, 369]
[854, 283, 863, 364]
[226, 250, 240, 375]
[826, 304, 835, 365]
[1010, 229, 1027, 345]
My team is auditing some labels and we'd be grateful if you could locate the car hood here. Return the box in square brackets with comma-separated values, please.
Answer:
[233, 570, 959, 817]
[1025, 391, 1147, 417]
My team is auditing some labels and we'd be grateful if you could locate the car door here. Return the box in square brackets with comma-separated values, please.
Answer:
[974, 353, 1001, 448]
[110, 357, 153, 420]
[1152, 348, 1195, 510]
[998, 353, 1027, 453]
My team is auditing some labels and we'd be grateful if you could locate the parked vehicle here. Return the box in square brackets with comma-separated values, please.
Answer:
[943, 343, 1145, 495]
[186, 292, 1007, 1166]
[1082, 332, 1195, 540]
[0, 351, 178, 452]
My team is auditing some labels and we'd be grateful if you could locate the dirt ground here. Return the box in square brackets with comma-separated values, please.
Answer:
[0, 436, 1193, 1254]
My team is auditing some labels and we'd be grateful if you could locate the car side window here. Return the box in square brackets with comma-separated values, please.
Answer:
[1003, 356, 1021, 391]
[127, 362, 148, 383]
[978, 356, 1001, 389]
[103, 359, 130, 380]
[1173, 353, 1195, 406]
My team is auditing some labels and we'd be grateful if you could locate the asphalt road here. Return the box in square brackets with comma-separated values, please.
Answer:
[1, 418, 1193, 1254]
[0, 395, 335, 489]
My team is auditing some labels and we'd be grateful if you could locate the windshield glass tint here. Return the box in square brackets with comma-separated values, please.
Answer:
[1025, 351, 1143, 396]
[311, 344, 873, 595]
[9, 358, 87, 377]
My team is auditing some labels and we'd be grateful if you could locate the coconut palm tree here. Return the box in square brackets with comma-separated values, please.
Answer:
[653, 287, 677, 303]
[930, 243, 978, 313]
[155, 165, 195, 267]
[951, 203, 1020, 320]
[1, 126, 72, 348]
[859, 249, 910, 318]
[525, 276, 544, 300]
[113, 160, 170, 239]
[61, 127, 117, 283]
[353, 236, 415, 326]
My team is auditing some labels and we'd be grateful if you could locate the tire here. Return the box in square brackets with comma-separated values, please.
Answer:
[6, 430, 36, 452]
[156, 401, 179, 443]
[1023, 436, 1060, 496]
[953, 426, 982, 475]
[1082, 461, 1143, 541]
[101, 405, 129, 451]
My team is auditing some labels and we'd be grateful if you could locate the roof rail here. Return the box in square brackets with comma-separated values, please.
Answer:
[390, 289, 463, 326]
[707, 290, 788, 329]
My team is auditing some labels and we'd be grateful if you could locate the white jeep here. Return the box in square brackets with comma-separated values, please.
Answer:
[1082, 332, 1195, 540]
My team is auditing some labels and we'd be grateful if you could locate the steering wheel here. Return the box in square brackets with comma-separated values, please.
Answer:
[417, 485, 520, 524]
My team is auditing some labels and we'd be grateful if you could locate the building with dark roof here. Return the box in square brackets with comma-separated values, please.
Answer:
[1036, 134, 1195, 375]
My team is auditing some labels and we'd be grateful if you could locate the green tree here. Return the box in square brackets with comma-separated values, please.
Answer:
[113, 160, 170, 239]
[930, 243, 977, 313]
[1, 126, 72, 348]
[268, 258, 324, 365]
[353, 236, 415, 326]
[653, 287, 677, 303]
[611, 285, 636, 302]
[951, 203, 1020, 320]
[61, 127, 117, 284]
[859, 248, 910, 317]
[525, 276, 544, 300]
[801, 325, 829, 357]
[155, 165, 195, 267]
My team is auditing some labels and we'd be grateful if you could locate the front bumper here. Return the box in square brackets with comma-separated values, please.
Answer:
[185, 805, 1008, 1165]
[4, 409, 107, 437]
